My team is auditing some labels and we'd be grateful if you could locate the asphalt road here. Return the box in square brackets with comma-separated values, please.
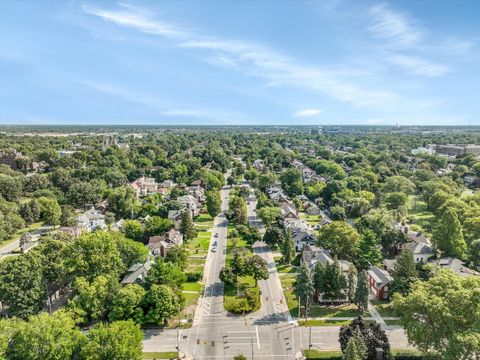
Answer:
[142, 183, 413, 359]
[0, 225, 52, 259]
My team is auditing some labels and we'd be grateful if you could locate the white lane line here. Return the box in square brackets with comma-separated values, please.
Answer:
[291, 325, 295, 355]
[256, 325, 260, 350]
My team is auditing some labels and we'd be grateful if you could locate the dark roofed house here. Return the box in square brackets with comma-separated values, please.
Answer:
[367, 266, 393, 300]
[280, 203, 299, 220]
[429, 257, 479, 277]
[292, 230, 317, 252]
[147, 228, 183, 258]
[403, 242, 435, 263]
[121, 261, 153, 285]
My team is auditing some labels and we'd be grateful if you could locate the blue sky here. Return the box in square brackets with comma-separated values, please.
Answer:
[1, 0, 479, 125]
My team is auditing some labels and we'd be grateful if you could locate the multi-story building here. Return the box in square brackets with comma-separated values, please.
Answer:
[434, 144, 480, 157]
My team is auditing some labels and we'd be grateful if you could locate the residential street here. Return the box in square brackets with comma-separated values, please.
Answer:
[0, 225, 52, 259]
[142, 183, 413, 359]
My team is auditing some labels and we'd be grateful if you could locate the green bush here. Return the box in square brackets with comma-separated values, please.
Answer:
[186, 271, 202, 282]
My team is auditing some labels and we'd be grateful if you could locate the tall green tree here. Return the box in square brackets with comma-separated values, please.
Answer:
[314, 260, 346, 303]
[257, 206, 281, 227]
[38, 197, 61, 228]
[206, 190, 222, 218]
[347, 265, 357, 303]
[339, 317, 390, 360]
[318, 221, 360, 261]
[356, 231, 382, 270]
[5, 311, 85, 360]
[354, 271, 369, 313]
[262, 226, 284, 248]
[121, 220, 143, 242]
[433, 209, 467, 259]
[245, 255, 269, 286]
[393, 269, 480, 359]
[144, 285, 179, 325]
[295, 263, 314, 316]
[66, 232, 125, 281]
[81, 320, 143, 360]
[0, 252, 46, 319]
[164, 245, 189, 270]
[180, 210, 195, 241]
[71, 275, 120, 322]
[109, 284, 146, 324]
[391, 249, 418, 295]
[145, 258, 186, 291]
[342, 328, 367, 360]
[280, 168, 303, 197]
[280, 229, 295, 265]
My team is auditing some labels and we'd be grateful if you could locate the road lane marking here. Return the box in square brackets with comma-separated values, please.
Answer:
[256, 325, 260, 350]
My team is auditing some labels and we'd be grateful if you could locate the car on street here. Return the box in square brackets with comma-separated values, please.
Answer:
[211, 246, 217, 252]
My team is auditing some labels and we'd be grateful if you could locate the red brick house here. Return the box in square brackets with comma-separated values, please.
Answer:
[367, 266, 393, 300]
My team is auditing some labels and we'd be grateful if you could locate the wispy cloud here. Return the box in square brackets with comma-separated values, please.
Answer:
[78, 80, 164, 107]
[84, 3, 397, 110]
[389, 55, 449, 77]
[368, 3, 423, 47]
[293, 109, 322, 117]
[82, 4, 188, 40]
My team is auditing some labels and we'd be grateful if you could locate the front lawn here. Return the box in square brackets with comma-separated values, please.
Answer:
[408, 195, 434, 235]
[308, 304, 368, 318]
[142, 351, 178, 359]
[371, 300, 398, 317]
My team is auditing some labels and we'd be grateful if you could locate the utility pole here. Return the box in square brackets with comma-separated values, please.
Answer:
[176, 304, 180, 353]
[309, 326, 312, 349]
[305, 295, 309, 320]
[298, 296, 301, 319]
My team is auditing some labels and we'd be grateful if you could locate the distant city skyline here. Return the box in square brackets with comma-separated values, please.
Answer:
[1, 0, 479, 125]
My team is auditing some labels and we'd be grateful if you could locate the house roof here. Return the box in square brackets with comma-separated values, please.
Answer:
[430, 257, 479, 276]
[291, 230, 316, 243]
[404, 242, 434, 255]
[368, 266, 393, 288]
[121, 261, 153, 284]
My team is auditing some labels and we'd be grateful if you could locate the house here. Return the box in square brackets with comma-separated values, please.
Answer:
[429, 257, 479, 276]
[121, 261, 153, 285]
[159, 180, 176, 190]
[383, 259, 397, 272]
[0, 150, 26, 170]
[77, 208, 106, 232]
[177, 195, 200, 218]
[253, 159, 266, 171]
[464, 175, 479, 187]
[147, 228, 183, 258]
[300, 244, 352, 303]
[111, 219, 125, 232]
[367, 266, 393, 300]
[130, 177, 158, 199]
[58, 226, 82, 238]
[318, 216, 332, 227]
[403, 242, 435, 263]
[394, 223, 431, 245]
[280, 203, 299, 220]
[284, 218, 310, 233]
[305, 203, 320, 215]
[167, 210, 183, 222]
[292, 230, 317, 252]
[266, 186, 289, 203]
